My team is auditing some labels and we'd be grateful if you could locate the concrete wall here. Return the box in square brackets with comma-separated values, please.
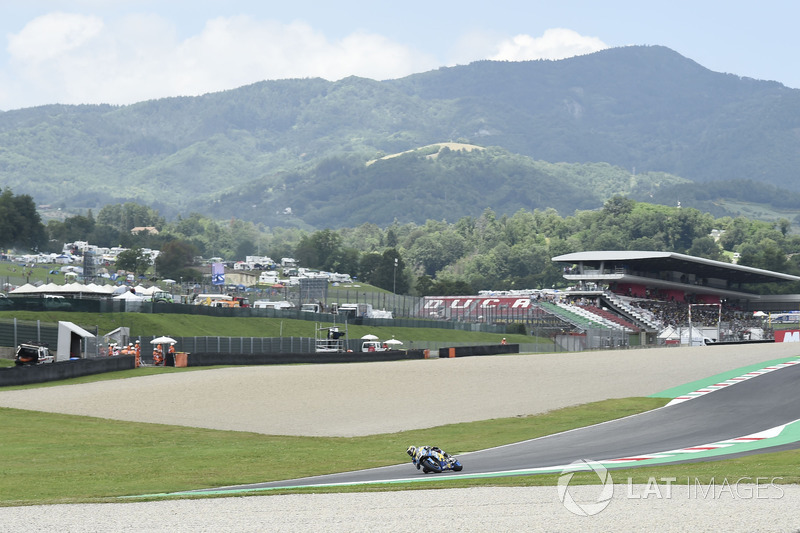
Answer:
[0, 356, 135, 387]
[170, 349, 426, 367]
[437, 344, 519, 358]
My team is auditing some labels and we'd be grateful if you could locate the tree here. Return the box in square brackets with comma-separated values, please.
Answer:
[96, 203, 164, 233]
[235, 240, 256, 260]
[115, 248, 152, 277]
[0, 188, 47, 251]
[294, 229, 342, 270]
[359, 252, 383, 282]
[687, 236, 724, 261]
[778, 218, 791, 237]
[46, 214, 97, 246]
[414, 274, 435, 296]
[368, 249, 408, 293]
[155, 240, 199, 280]
[602, 196, 636, 217]
[385, 228, 397, 248]
[408, 230, 468, 276]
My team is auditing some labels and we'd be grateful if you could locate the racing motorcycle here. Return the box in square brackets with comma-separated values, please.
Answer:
[415, 447, 463, 473]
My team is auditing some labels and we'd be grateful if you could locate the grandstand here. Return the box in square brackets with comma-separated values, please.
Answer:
[551, 250, 800, 345]
[413, 251, 800, 349]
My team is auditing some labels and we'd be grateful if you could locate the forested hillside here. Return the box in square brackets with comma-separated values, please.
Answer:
[10, 194, 799, 296]
[1, 45, 800, 228]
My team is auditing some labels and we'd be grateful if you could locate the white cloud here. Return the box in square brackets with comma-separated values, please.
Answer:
[490, 28, 608, 61]
[0, 14, 608, 110]
[8, 12, 104, 63]
[1, 13, 438, 109]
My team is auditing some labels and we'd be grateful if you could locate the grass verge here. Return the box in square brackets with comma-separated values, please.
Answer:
[0, 397, 665, 505]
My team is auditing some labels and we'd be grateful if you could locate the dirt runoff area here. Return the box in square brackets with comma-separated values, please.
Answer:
[1, 342, 798, 437]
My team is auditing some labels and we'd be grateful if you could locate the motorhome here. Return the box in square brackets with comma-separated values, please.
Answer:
[253, 300, 294, 310]
[258, 271, 280, 284]
[336, 303, 393, 320]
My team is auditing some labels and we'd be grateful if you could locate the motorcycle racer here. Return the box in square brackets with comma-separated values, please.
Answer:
[406, 445, 450, 470]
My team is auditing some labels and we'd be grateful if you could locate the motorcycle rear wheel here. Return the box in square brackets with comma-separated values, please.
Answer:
[421, 457, 443, 473]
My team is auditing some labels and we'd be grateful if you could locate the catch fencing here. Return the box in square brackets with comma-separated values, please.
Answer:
[0, 319, 59, 352]
[0, 318, 101, 358]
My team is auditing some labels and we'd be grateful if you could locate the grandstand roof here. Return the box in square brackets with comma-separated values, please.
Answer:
[551, 251, 800, 285]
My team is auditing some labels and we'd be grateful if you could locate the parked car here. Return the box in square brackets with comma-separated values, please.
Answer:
[15, 342, 54, 366]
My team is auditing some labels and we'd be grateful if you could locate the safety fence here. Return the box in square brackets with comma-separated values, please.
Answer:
[0, 318, 102, 358]
[0, 318, 59, 349]
[1, 296, 509, 334]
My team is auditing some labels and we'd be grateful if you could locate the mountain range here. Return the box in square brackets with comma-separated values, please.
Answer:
[2, 45, 800, 228]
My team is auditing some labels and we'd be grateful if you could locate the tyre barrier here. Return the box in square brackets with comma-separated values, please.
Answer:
[0, 356, 136, 387]
[438, 344, 519, 358]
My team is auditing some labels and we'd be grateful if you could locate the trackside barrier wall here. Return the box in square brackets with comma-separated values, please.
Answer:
[171, 349, 426, 367]
[0, 356, 135, 387]
[159, 338, 555, 356]
[437, 344, 519, 358]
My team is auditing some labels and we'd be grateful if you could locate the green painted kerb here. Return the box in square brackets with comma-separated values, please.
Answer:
[650, 356, 800, 399]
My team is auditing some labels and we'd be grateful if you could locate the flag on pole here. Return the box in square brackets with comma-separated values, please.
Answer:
[212, 262, 225, 286]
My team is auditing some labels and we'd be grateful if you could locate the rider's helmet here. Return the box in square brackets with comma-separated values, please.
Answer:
[406, 446, 417, 457]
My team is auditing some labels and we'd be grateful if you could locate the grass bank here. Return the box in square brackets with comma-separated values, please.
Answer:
[0, 311, 538, 345]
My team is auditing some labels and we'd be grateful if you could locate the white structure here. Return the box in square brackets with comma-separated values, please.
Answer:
[253, 300, 293, 310]
[57, 321, 96, 361]
[259, 272, 280, 284]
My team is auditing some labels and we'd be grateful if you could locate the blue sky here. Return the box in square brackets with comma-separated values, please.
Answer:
[1, 1, 797, 111]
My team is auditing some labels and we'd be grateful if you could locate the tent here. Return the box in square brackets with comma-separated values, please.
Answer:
[9, 283, 37, 294]
[680, 327, 713, 346]
[133, 285, 159, 296]
[114, 291, 145, 301]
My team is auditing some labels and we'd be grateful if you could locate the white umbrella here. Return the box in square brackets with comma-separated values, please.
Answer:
[162, 279, 176, 284]
[384, 338, 403, 345]
[150, 336, 177, 344]
[361, 334, 379, 340]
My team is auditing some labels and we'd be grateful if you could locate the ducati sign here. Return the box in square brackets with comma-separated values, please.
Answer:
[422, 296, 533, 310]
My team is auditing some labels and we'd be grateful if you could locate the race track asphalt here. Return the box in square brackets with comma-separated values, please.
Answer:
[190, 358, 800, 493]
